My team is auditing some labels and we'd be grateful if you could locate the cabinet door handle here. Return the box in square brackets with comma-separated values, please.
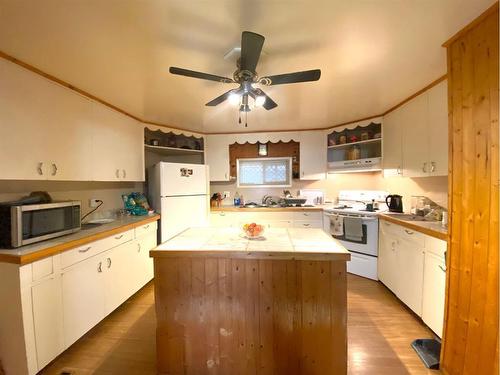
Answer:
[107, 257, 112, 268]
[422, 162, 428, 173]
[143, 224, 150, 230]
[97, 261, 102, 273]
[122, 169, 126, 178]
[397, 166, 401, 175]
[78, 246, 91, 253]
[37, 162, 44, 175]
[224, 172, 228, 180]
[303, 223, 310, 227]
[51, 163, 58, 176]
[404, 229, 414, 235]
[114, 234, 124, 240]
[116, 169, 120, 178]
[137, 243, 141, 253]
[430, 162, 436, 173]
[439, 265, 447, 273]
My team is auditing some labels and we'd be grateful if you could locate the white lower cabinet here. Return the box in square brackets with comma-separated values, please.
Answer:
[397, 234, 425, 316]
[31, 275, 65, 369]
[62, 254, 106, 347]
[210, 210, 323, 229]
[378, 220, 446, 335]
[0, 220, 158, 375]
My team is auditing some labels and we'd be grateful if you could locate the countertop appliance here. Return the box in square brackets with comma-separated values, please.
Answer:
[386, 194, 404, 213]
[148, 162, 209, 242]
[323, 190, 388, 280]
[0, 201, 81, 248]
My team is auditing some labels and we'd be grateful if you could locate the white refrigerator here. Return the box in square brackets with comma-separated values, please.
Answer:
[148, 162, 209, 243]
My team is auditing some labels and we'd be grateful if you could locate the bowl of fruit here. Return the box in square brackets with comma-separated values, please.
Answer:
[242, 223, 265, 239]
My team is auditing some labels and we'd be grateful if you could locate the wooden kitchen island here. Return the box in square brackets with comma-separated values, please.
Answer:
[150, 227, 350, 375]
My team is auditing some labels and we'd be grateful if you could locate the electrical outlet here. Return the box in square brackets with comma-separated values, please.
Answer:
[89, 198, 101, 208]
[223, 191, 231, 199]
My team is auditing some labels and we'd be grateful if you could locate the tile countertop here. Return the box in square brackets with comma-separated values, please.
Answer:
[378, 213, 448, 241]
[151, 227, 351, 261]
[0, 214, 160, 265]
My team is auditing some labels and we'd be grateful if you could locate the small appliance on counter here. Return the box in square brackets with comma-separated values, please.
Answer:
[0, 198, 81, 248]
[386, 194, 404, 213]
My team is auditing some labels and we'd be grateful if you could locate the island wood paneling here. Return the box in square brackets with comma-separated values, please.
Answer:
[154, 257, 347, 375]
[441, 3, 499, 375]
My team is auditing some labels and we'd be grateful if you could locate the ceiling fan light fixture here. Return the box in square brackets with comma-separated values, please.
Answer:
[228, 92, 241, 106]
[255, 95, 266, 107]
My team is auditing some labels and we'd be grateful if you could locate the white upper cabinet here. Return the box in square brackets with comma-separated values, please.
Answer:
[383, 79, 448, 178]
[382, 109, 403, 177]
[299, 131, 326, 180]
[205, 135, 230, 181]
[402, 93, 430, 177]
[90, 104, 144, 181]
[0, 58, 144, 182]
[0, 59, 93, 180]
[427, 81, 449, 176]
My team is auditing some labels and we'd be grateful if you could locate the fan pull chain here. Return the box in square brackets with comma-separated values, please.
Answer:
[238, 113, 241, 124]
[245, 111, 248, 127]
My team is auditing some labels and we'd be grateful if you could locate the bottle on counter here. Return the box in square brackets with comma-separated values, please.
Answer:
[234, 192, 240, 207]
[239, 194, 245, 207]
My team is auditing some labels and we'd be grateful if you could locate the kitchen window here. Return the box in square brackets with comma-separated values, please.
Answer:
[237, 157, 292, 188]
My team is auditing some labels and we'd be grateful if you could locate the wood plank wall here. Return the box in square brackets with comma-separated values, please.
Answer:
[154, 258, 347, 375]
[441, 3, 499, 374]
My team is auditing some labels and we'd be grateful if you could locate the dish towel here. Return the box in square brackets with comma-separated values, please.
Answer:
[344, 217, 363, 242]
[330, 214, 344, 236]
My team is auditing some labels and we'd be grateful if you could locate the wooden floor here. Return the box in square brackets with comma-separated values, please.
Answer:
[41, 274, 437, 375]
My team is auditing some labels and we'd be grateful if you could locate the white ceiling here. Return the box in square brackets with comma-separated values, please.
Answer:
[0, 0, 494, 133]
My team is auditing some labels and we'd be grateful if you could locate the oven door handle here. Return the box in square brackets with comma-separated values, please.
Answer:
[324, 213, 378, 221]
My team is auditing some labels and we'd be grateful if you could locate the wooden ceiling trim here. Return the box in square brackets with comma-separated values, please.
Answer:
[0, 49, 447, 135]
[0, 50, 143, 123]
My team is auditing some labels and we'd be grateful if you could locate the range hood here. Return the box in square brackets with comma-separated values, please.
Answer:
[327, 157, 382, 173]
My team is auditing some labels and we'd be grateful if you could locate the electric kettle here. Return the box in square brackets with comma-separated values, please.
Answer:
[386, 194, 404, 213]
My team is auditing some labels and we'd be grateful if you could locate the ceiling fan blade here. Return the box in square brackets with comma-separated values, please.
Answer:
[169, 67, 234, 83]
[259, 69, 321, 86]
[251, 89, 278, 110]
[240, 31, 265, 73]
[205, 90, 234, 106]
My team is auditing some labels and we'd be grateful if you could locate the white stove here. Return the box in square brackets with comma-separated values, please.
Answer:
[323, 190, 388, 280]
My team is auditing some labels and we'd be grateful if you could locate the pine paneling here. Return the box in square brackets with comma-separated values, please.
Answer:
[441, 4, 499, 375]
[154, 258, 347, 375]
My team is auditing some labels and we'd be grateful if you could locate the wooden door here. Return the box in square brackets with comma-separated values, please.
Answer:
[61, 255, 105, 348]
[441, 4, 499, 375]
[299, 131, 326, 180]
[427, 80, 449, 176]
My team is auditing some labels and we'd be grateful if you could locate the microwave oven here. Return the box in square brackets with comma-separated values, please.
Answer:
[0, 201, 81, 248]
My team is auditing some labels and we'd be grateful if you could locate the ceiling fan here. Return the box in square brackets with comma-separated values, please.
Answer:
[169, 31, 321, 113]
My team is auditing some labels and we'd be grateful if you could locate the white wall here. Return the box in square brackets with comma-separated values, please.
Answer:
[0, 180, 144, 217]
[211, 173, 448, 210]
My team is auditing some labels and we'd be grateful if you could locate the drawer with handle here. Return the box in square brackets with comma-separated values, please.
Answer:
[135, 221, 158, 238]
[293, 220, 323, 229]
[61, 229, 134, 269]
[293, 211, 323, 221]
